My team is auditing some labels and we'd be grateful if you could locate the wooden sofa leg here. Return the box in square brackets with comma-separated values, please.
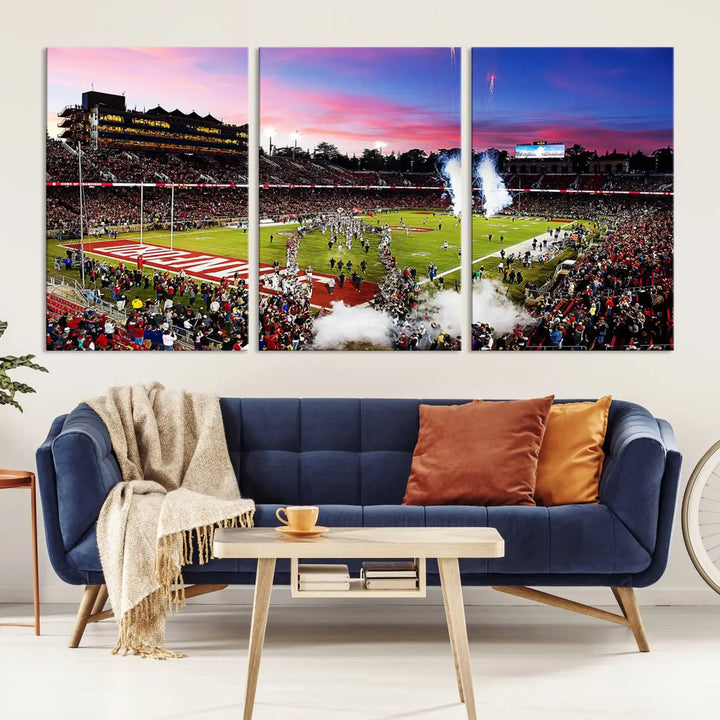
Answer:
[69, 583, 229, 648]
[91, 585, 108, 616]
[69, 584, 101, 648]
[492, 585, 650, 652]
[612, 587, 649, 652]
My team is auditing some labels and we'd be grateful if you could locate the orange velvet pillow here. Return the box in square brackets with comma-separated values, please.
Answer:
[534, 396, 612, 506]
[403, 396, 554, 507]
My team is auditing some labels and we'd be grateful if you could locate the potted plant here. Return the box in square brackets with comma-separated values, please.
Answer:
[0, 321, 48, 412]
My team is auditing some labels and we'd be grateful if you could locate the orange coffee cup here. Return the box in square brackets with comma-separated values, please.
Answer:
[276, 505, 319, 532]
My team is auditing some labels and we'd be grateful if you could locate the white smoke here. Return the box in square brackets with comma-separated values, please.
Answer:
[474, 151, 513, 218]
[419, 289, 462, 335]
[438, 151, 463, 217]
[472, 279, 535, 335]
[311, 301, 395, 349]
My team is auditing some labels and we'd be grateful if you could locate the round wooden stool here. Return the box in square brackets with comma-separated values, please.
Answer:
[0, 470, 40, 635]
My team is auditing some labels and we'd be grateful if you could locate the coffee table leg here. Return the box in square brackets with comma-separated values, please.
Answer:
[244, 557, 276, 720]
[438, 559, 465, 703]
[438, 558, 476, 720]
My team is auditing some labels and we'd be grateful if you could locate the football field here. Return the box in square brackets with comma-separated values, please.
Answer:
[47, 211, 583, 302]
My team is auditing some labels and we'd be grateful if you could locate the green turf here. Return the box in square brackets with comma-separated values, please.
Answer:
[499, 248, 579, 304]
[46, 226, 249, 299]
[259, 210, 462, 286]
[45, 212, 593, 305]
[471, 215, 570, 262]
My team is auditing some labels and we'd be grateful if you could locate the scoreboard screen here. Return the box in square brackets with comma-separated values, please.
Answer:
[515, 143, 565, 159]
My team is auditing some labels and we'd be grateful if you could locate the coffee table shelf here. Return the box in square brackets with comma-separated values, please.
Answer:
[290, 556, 427, 598]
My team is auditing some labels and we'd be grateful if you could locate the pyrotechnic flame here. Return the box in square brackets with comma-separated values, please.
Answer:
[438, 151, 463, 217]
[474, 150, 513, 218]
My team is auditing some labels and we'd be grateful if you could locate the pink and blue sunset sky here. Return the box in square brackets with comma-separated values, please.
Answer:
[260, 48, 461, 157]
[47, 47, 247, 138]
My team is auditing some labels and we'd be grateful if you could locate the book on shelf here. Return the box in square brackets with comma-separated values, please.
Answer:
[298, 564, 350, 582]
[361, 560, 418, 579]
[364, 577, 418, 591]
[298, 580, 350, 592]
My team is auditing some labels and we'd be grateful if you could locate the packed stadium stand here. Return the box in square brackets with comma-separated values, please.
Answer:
[47, 186, 248, 233]
[47, 138, 248, 184]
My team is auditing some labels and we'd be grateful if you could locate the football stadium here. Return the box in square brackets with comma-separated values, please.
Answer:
[470, 143, 673, 351]
[471, 47, 673, 351]
[256, 46, 464, 351]
[257, 151, 463, 351]
[46, 85, 251, 352]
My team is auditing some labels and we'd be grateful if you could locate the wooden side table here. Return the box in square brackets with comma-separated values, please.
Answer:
[0, 470, 40, 635]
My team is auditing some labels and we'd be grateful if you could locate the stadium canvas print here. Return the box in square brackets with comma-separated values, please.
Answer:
[46, 48, 249, 351]
[259, 48, 462, 350]
[471, 48, 673, 351]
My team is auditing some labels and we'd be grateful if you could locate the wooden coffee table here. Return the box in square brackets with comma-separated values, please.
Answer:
[213, 526, 504, 720]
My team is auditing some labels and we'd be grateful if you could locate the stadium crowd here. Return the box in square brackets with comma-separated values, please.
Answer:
[47, 138, 247, 184]
[503, 193, 671, 222]
[368, 226, 459, 350]
[259, 155, 443, 187]
[47, 256, 248, 351]
[260, 187, 448, 220]
[47, 187, 247, 235]
[473, 201, 673, 351]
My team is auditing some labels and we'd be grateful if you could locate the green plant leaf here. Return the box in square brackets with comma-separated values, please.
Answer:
[0, 320, 47, 412]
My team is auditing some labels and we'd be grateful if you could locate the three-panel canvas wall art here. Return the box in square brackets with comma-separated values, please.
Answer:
[46, 47, 673, 351]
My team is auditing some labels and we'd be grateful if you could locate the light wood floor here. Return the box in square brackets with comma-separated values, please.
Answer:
[0, 603, 717, 719]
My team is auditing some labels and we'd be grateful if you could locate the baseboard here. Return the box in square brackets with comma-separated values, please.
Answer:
[2, 584, 719, 607]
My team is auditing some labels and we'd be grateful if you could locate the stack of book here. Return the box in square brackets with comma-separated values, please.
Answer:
[361, 560, 418, 590]
[297, 564, 350, 591]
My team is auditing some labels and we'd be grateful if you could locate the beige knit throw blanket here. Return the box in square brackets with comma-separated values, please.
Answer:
[87, 382, 255, 659]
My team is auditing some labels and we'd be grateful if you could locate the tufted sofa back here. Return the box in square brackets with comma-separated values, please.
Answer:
[220, 398, 468, 506]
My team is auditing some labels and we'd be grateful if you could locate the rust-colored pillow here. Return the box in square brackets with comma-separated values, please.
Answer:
[534, 396, 612, 506]
[403, 396, 554, 507]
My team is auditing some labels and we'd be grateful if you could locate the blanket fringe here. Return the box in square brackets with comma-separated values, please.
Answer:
[113, 510, 255, 658]
[113, 588, 186, 660]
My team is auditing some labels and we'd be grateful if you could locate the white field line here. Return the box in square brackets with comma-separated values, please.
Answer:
[416, 220, 577, 285]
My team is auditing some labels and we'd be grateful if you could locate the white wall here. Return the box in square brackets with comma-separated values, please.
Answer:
[1, 0, 719, 607]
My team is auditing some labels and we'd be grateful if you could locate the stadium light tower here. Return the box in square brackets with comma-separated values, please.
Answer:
[290, 131, 302, 158]
[264, 126, 275, 156]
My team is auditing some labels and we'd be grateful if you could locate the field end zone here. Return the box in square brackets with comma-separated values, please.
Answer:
[64, 239, 377, 308]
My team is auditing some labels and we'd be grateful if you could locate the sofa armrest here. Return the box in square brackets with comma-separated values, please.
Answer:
[46, 403, 122, 556]
[599, 401, 669, 555]
[629, 418, 682, 587]
[36, 413, 89, 585]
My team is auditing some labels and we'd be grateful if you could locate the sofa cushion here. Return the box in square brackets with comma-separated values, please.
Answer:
[534, 396, 611, 506]
[63, 501, 651, 579]
[403, 397, 554, 507]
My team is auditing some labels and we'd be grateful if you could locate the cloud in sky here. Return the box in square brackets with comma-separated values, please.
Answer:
[47, 47, 247, 137]
[260, 47, 461, 156]
[472, 47, 673, 154]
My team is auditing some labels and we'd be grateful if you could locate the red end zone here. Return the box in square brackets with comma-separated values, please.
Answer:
[67, 239, 377, 308]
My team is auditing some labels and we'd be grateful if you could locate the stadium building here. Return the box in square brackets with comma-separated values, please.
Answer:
[57, 91, 248, 157]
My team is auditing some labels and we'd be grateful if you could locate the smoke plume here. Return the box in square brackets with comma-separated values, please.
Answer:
[474, 150, 513, 218]
[438, 151, 463, 217]
[472, 279, 535, 334]
[419, 289, 462, 335]
[312, 301, 395, 349]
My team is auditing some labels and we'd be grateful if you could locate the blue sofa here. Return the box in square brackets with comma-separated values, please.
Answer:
[36, 398, 681, 651]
